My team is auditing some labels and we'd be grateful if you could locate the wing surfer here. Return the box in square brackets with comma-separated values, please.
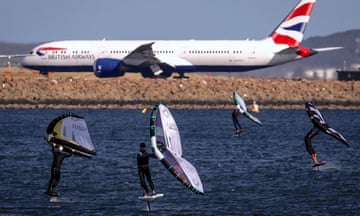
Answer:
[137, 142, 156, 197]
[232, 109, 242, 135]
[304, 102, 349, 167]
[46, 143, 73, 196]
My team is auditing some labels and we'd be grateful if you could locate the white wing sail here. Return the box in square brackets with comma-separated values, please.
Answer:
[150, 103, 204, 194]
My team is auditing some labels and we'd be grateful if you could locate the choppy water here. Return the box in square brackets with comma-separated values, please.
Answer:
[0, 109, 359, 215]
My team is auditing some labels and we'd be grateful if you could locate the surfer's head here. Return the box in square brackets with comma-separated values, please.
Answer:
[140, 142, 146, 149]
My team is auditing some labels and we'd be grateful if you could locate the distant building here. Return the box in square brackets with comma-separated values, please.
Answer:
[303, 68, 338, 80]
[337, 69, 360, 81]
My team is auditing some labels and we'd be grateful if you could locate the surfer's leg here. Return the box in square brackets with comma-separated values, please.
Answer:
[51, 168, 60, 192]
[236, 123, 242, 134]
[311, 153, 319, 164]
[233, 117, 242, 134]
[232, 115, 239, 133]
[310, 129, 321, 165]
[236, 120, 242, 130]
[47, 178, 55, 193]
[234, 123, 240, 134]
[305, 135, 314, 155]
[305, 128, 320, 165]
[138, 169, 149, 196]
[144, 169, 156, 194]
[46, 168, 59, 196]
[48, 167, 57, 189]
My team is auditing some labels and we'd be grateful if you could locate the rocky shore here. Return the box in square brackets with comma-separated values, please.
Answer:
[0, 71, 359, 110]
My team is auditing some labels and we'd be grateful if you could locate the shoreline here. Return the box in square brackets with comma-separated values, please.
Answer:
[1, 71, 359, 110]
[0, 103, 359, 110]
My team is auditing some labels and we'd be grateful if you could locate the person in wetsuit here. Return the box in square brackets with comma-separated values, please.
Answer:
[304, 102, 329, 166]
[46, 143, 72, 196]
[304, 127, 321, 166]
[137, 142, 156, 197]
[305, 102, 350, 166]
[232, 109, 242, 135]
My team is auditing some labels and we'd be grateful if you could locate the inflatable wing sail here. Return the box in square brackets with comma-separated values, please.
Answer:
[233, 91, 262, 126]
[46, 113, 96, 158]
[306, 102, 349, 147]
[150, 103, 204, 195]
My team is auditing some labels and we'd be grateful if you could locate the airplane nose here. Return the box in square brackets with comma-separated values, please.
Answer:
[21, 55, 37, 69]
[21, 55, 33, 67]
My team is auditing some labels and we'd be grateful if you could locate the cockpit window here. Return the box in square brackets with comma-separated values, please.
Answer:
[36, 50, 45, 56]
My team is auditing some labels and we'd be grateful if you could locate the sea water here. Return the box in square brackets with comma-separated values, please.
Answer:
[0, 109, 359, 215]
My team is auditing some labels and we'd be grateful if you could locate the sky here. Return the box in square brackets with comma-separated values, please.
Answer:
[1, 0, 359, 43]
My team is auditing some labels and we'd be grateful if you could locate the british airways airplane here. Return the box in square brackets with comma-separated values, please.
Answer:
[20, 0, 340, 78]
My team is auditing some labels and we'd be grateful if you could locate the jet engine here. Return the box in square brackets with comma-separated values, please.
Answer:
[93, 58, 125, 78]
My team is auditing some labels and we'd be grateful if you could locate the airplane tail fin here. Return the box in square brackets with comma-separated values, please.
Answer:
[270, 0, 316, 47]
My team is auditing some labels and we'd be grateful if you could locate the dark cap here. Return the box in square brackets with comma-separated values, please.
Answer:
[140, 142, 146, 148]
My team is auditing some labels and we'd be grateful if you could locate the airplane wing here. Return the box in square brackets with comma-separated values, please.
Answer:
[0, 54, 30, 59]
[122, 42, 174, 76]
[121, 42, 194, 76]
[122, 42, 158, 66]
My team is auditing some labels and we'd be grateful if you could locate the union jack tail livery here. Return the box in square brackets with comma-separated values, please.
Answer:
[271, 0, 316, 47]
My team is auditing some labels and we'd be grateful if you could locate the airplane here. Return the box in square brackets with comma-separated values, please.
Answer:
[19, 0, 341, 78]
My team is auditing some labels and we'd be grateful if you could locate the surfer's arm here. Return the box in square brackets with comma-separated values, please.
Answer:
[137, 151, 153, 160]
[140, 151, 155, 158]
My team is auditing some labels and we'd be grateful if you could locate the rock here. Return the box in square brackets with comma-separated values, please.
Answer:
[0, 73, 359, 109]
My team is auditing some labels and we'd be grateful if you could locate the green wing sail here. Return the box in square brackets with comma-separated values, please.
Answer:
[233, 91, 262, 126]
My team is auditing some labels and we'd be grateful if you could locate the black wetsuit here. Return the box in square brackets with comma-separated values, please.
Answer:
[137, 149, 155, 194]
[47, 146, 71, 195]
[232, 111, 242, 134]
[304, 127, 320, 156]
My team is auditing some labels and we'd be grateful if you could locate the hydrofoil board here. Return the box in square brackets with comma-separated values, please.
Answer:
[313, 162, 326, 167]
[138, 193, 164, 201]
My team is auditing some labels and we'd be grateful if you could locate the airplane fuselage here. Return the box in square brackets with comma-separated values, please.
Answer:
[21, 39, 294, 76]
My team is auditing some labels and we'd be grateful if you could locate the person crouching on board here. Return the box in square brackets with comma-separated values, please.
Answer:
[232, 109, 242, 135]
[46, 142, 72, 196]
[137, 142, 156, 197]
